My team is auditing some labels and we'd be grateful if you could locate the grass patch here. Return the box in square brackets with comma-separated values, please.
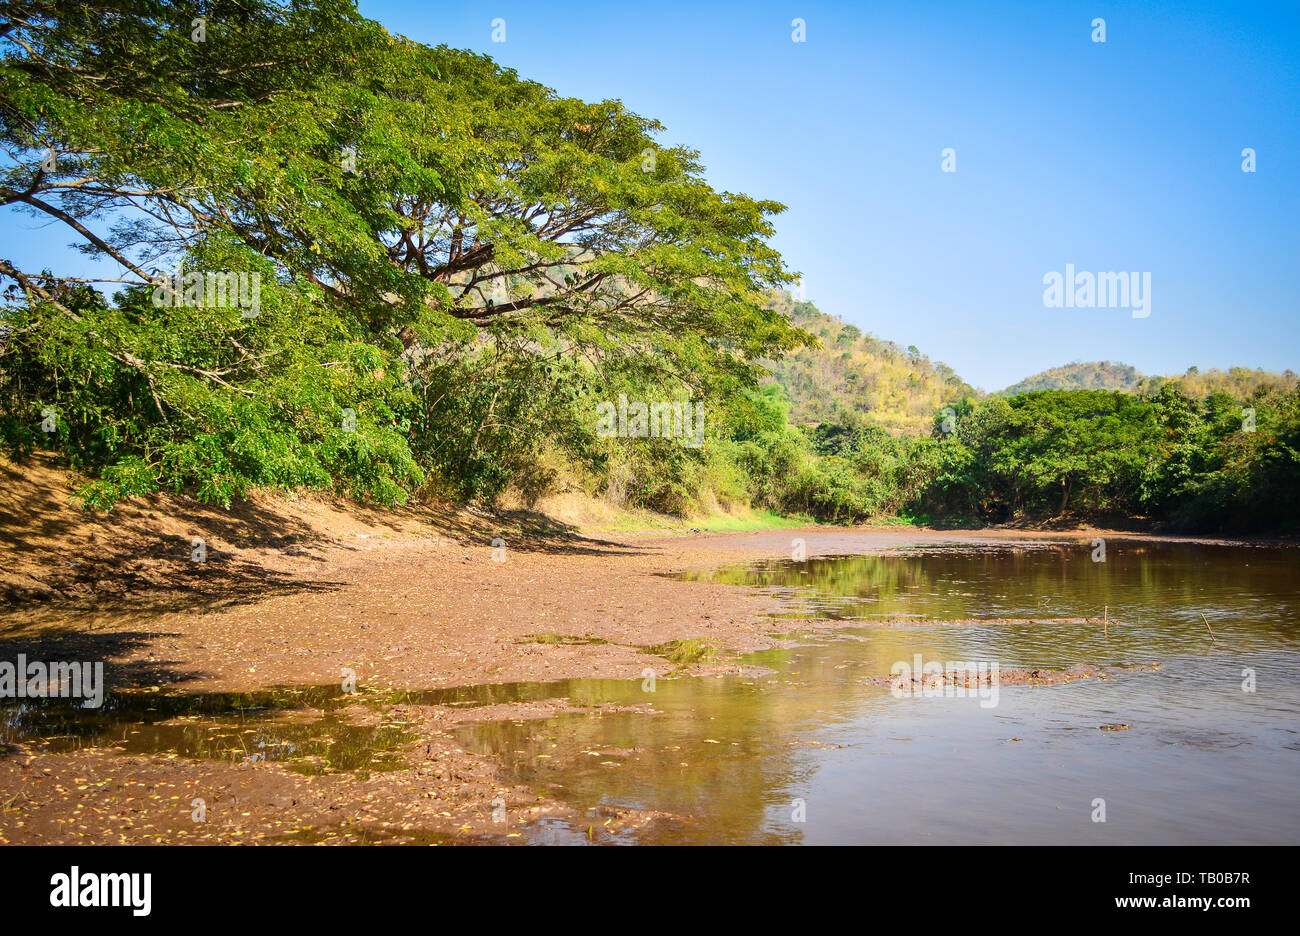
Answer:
[689, 510, 812, 533]
[516, 633, 609, 646]
[644, 638, 716, 665]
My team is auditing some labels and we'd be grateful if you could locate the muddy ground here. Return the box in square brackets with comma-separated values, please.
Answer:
[0, 455, 1284, 844]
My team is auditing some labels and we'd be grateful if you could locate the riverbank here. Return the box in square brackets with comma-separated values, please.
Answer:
[1, 456, 1293, 844]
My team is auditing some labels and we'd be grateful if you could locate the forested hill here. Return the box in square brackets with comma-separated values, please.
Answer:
[999, 361, 1143, 395]
[1001, 361, 1297, 399]
[1139, 367, 1298, 399]
[762, 293, 975, 434]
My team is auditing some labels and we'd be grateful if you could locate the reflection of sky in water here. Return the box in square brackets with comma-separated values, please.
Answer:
[461, 542, 1300, 844]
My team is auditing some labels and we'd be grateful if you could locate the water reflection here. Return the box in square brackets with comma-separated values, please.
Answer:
[0, 685, 414, 774]
[459, 541, 1300, 844]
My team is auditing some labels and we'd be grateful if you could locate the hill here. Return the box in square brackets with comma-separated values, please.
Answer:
[1138, 367, 1298, 400]
[762, 293, 975, 434]
[999, 361, 1143, 395]
[1001, 361, 1296, 399]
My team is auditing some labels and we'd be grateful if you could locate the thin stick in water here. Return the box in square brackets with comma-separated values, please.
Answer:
[1200, 612, 1216, 642]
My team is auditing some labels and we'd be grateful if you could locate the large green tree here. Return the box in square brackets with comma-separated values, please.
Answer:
[1, 1, 811, 507]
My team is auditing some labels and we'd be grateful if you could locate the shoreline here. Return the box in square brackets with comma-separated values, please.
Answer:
[5, 522, 1289, 693]
[2, 460, 1295, 844]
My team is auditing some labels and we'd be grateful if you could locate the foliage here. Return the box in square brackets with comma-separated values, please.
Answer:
[0, 0, 810, 508]
[918, 386, 1300, 532]
[1001, 360, 1296, 400]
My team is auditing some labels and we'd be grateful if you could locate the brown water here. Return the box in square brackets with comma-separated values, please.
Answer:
[458, 541, 1300, 844]
[4, 540, 1297, 844]
[0, 685, 414, 776]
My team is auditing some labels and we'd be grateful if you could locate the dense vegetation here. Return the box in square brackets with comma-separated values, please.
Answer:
[708, 377, 1298, 533]
[2, 1, 1295, 533]
[1135, 367, 1298, 401]
[0, 0, 809, 511]
[916, 386, 1299, 532]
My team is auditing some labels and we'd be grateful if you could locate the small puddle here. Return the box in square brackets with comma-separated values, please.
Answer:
[0, 685, 414, 775]
[0, 638, 712, 773]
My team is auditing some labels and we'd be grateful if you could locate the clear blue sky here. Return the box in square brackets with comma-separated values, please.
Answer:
[3, 1, 1296, 390]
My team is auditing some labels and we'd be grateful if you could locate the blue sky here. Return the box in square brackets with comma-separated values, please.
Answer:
[3, 1, 1296, 390]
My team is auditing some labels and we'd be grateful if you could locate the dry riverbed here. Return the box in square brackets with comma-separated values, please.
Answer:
[0, 457, 1272, 844]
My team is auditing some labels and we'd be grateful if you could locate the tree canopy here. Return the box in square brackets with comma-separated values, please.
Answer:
[0, 0, 810, 506]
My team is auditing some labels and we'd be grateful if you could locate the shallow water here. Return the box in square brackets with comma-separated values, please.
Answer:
[0, 685, 414, 775]
[4, 540, 1297, 843]
[459, 541, 1300, 844]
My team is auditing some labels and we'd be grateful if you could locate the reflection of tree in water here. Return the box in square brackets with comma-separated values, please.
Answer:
[681, 544, 1300, 628]
[456, 641, 931, 845]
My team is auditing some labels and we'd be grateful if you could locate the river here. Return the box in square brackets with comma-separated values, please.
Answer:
[458, 540, 1299, 844]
